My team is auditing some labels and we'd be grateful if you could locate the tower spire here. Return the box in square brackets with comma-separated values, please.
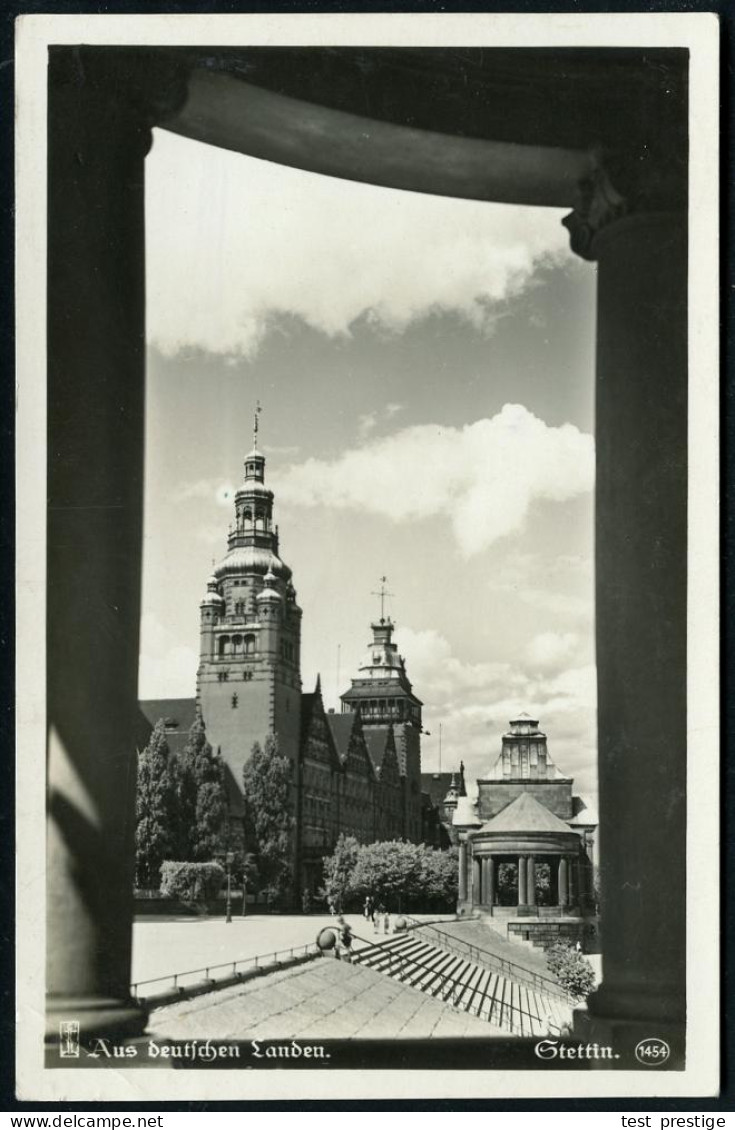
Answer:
[371, 575, 394, 623]
[253, 400, 262, 451]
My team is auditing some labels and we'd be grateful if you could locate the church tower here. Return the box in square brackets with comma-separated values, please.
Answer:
[340, 582, 423, 841]
[197, 408, 302, 813]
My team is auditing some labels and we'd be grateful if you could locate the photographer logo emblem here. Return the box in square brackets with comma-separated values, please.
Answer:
[59, 1021, 80, 1058]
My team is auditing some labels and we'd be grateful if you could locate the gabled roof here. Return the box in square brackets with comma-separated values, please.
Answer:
[326, 712, 356, 760]
[377, 728, 401, 785]
[138, 698, 197, 756]
[301, 684, 342, 770]
[363, 728, 390, 775]
[480, 791, 579, 836]
[420, 770, 467, 806]
[140, 697, 197, 732]
[568, 796, 598, 827]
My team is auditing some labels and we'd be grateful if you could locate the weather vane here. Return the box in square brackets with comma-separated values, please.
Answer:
[371, 575, 394, 622]
[253, 400, 262, 450]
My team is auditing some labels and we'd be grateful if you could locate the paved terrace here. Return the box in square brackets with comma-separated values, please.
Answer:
[131, 913, 453, 988]
[148, 953, 505, 1041]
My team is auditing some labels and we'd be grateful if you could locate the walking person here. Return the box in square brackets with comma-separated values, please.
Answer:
[383, 905, 391, 935]
[334, 911, 347, 960]
[339, 916, 354, 963]
[374, 901, 382, 934]
[364, 895, 372, 922]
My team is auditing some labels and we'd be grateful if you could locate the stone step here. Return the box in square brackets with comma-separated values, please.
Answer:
[355, 932, 574, 1038]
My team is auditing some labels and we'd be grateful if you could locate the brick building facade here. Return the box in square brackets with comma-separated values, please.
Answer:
[139, 438, 425, 899]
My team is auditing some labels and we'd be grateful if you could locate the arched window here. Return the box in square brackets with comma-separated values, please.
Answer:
[232, 635, 242, 653]
[217, 636, 230, 657]
[243, 634, 256, 655]
[243, 508, 252, 522]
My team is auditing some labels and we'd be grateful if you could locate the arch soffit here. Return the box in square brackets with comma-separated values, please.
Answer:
[163, 68, 594, 210]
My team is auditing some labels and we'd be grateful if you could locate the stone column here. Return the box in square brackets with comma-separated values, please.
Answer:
[46, 48, 187, 1040]
[517, 855, 527, 905]
[458, 840, 468, 901]
[558, 857, 568, 908]
[487, 857, 495, 908]
[565, 167, 687, 1036]
[567, 856, 576, 907]
[472, 856, 482, 907]
[526, 856, 536, 907]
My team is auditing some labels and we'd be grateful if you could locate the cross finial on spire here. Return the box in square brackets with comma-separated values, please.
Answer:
[371, 575, 394, 623]
[253, 400, 262, 451]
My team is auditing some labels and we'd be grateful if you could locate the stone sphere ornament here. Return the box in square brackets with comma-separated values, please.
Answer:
[316, 927, 337, 951]
[394, 916, 408, 932]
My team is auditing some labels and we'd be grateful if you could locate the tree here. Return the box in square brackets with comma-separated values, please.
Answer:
[242, 733, 294, 906]
[321, 834, 360, 911]
[175, 715, 229, 862]
[416, 846, 459, 909]
[135, 721, 177, 889]
[237, 851, 259, 915]
[496, 862, 518, 906]
[535, 861, 552, 905]
[351, 840, 423, 910]
[320, 839, 459, 913]
[159, 861, 225, 908]
[545, 940, 596, 1000]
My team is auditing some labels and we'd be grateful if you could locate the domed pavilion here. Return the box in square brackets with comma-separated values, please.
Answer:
[454, 714, 597, 942]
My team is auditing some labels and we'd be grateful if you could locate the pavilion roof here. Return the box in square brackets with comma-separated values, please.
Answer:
[480, 791, 578, 836]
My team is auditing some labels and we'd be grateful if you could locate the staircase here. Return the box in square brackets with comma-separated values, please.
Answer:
[352, 933, 572, 1037]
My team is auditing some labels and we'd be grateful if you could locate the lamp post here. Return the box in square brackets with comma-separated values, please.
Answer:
[225, 851, 234, 924]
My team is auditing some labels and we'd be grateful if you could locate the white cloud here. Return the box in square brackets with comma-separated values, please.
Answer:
[146, 130, 573, 358]
[358, 412, 378, 438]
[138, 613, 199, 699]
[487, 551, 593, 621]
[396, 622, 597, 803]
[525, 631, 581, 674]
[272, 404, 594, 557]
[173, 479, 236, 508]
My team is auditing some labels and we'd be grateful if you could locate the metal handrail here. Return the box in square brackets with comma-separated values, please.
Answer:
[352, 933, 562, 1036]
[400, 916, 569, 1001]
[130, 941, 317, 999]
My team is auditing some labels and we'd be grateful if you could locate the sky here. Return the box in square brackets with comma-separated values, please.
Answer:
[141, 127, 599, 805]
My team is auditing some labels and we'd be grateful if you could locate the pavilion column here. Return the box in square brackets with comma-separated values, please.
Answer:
[565, 168, 687, 1039]
[558, 857, 568, 908]
[517, 855, 527, 905]
[487, 857, 495, 908]
[472, 856, 482, 907]
[458, 840, 468, 901]
[566, 856, 574, 907]
[526, 856, 536, 907]
[46, 49, 187, 1040]
[479, 857, 486, 904]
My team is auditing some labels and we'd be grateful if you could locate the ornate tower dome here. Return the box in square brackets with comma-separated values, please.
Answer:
[196, 405, 303, 815]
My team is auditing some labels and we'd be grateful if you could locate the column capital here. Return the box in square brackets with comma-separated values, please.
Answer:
[562, 146, 687, 262]
[49, 46, 190, 160]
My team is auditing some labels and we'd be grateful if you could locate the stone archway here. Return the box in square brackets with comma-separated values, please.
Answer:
[46, 46, 688, 1048]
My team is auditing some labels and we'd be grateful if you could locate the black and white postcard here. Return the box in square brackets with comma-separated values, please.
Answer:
[14, 11, 720, 1102]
